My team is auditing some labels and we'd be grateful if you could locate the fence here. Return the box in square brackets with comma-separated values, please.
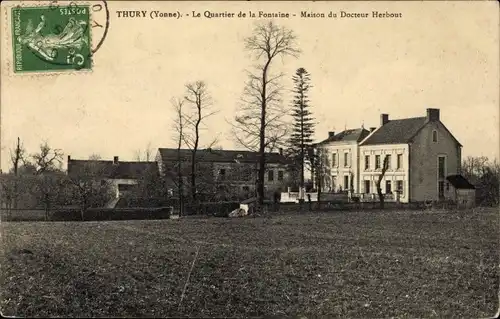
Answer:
[280, 192, 350, 203]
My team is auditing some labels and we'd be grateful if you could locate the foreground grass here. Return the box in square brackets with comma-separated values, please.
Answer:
[1, 208, 498, 318]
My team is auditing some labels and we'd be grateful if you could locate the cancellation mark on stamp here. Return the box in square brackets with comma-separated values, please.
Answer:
[10, 1, 110, 73]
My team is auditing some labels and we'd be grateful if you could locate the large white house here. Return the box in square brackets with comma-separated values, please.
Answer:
[316, 108, 475, 205]
[315, 128, 371, 193]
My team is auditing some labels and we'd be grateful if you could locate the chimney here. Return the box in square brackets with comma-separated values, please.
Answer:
[426, 108, 440, 122]
[328, 131, 335, 138]
[67, 155, 71, 162]
[278, 148, 283, 155]
[380, 114, 389, 126]
[369, 127, 376, 132]
[113, 156, 119, 165]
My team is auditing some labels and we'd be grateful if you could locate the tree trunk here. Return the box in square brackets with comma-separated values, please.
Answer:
[376, 155, 390, 209]
[316, 165, 322, 210]
[256, 61, 271, 211]
[376, 181, 385, 209]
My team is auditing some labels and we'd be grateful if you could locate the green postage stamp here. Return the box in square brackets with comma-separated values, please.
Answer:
[11, 4, 92, 73]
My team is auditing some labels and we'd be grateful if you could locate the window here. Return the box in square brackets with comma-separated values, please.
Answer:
[397, 154, 403, 169]
[278, 170, 284, 181]
[323, 154, 330, 167]
[344, 152, 349, 167]
[438, 156, 446, 179]
[446, 182, 450, 191]
[364, 180, 371, 194]
[396, 180, 403, 195]
[385, 180, 392, 194]
[386, 155, 392, 169]
[243, 186, 250, 192]
[432, 130, 438, 143]
[219, 168, 226, 180]
[268, 170, 274, 181]
[375, 155, 381, 169]
[118, 184, 135, 191]
[344, 175, 349, 190]
[364, 155, 370, 170]
[438, 181, 445, 199]
[332, 153, 337, 167]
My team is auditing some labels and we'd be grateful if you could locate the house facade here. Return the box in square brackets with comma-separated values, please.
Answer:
[358, 108, 467, 203]
[315, 128, 370, 193]
[156, 148, 290, 199]
[67, 155, 158, 207]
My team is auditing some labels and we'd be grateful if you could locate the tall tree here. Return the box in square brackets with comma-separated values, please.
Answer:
[288, 68, 315, 203]
[10, 137, 26, 176]
[183, 81, 218, 202]
[9, 137, 26, 209]
[171, 97, 187, 215]
[232, 21, 300, 210]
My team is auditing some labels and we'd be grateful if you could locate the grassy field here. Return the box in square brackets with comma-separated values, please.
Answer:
[1, 208, 498, 318]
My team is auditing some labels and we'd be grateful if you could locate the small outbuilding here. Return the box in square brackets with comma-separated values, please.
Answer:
[445, 175, 476, 208]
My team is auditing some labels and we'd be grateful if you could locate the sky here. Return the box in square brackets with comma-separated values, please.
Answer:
[1, 0, 499, 172]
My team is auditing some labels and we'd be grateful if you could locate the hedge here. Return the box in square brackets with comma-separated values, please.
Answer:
[1, 207, 173, 222]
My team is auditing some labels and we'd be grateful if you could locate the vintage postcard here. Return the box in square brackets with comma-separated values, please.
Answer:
[1, 0, 499, 317]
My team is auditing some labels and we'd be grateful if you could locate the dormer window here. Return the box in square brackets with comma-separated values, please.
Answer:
[432, 130, 438, 143]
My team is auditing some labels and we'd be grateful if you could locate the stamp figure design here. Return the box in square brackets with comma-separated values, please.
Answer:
[12, 5, 91, 73]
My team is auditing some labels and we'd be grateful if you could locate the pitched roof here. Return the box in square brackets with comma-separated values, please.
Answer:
[316, 128, 370, 145]
[446, 175, 475, 189]
[157, 148, 288, 164]
[67, 160, 158, 179]
[360, 117, 428, 145]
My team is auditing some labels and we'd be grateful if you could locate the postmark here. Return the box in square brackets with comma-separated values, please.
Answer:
[8, 1, 109, 74]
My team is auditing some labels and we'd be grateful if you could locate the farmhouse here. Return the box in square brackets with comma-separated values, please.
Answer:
[156, 148, 290, 199]
[67, 156, 158, 207]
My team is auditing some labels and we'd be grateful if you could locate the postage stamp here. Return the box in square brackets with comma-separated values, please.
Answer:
[11, 4, 92, 73]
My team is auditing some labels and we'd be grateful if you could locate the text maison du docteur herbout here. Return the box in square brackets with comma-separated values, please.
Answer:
[115, 9, 403, 19]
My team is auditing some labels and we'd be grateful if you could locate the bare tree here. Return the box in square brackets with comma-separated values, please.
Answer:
[0, 174, 15, 214]
[88, 154, 102, 160]
[31, 141, 64, 175]
[10, 137, 26, 176]
[462, 156, 499, 206]
[9, 137, 26, 209]
[375, 155, 390, 209]
[311, 146, 331, 210]
[67, 155, 114, 220]
[35, 173, 65, 220]
[171, 97, 188, 215]
[183, 81, 218, 201]
[231, 21, 300, 210]
[134, 142, 154, 162]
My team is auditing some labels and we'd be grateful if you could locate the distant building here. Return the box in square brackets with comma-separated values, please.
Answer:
[67, 155, 158, 207]
[155, 148, 290, 199]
